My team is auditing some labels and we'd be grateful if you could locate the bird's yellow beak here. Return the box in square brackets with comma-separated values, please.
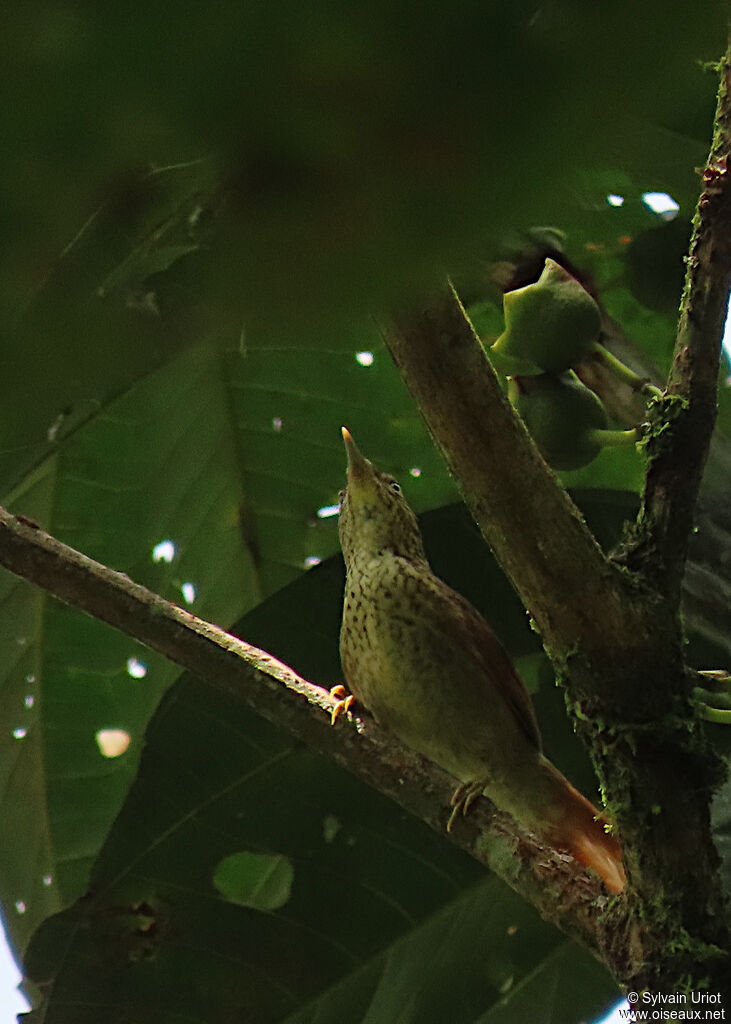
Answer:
[341, 427, 376, 492]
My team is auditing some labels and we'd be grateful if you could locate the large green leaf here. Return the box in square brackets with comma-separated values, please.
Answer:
[1, 158, 217, 498]
[0, 342, 256, 952]
[0, 327, 451, 957]
[22, 730, 619, 1023]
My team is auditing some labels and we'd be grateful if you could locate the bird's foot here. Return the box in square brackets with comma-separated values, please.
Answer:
[447, 779, 487, 833]
[329, 685, 355, 725]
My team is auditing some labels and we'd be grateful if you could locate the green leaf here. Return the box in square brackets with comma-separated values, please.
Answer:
[213, 852, 294, 911]
[1, 159, 214, 497]
[22, 675, 619, 1024]
[0, 324, 452, 959]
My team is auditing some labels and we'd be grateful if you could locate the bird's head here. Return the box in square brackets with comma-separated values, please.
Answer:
[338, 427, 427, 568]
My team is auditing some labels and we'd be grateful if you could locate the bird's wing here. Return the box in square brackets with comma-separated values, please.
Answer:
[425, 573, 543, 751]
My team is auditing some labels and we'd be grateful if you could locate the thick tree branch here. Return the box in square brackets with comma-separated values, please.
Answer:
[383, 292, 645, 667]
[0, 505, 615, 960]
[621, 48, 731, 600]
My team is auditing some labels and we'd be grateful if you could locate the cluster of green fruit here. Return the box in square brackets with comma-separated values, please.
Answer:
[491, 259, 650, 470]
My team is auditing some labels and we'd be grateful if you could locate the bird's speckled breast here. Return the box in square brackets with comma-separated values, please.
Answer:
[339, 553, 533, 785]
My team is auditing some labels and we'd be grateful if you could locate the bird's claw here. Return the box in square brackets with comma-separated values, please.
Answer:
[329, 685, 355, 725]
[447, 779, 486, 832]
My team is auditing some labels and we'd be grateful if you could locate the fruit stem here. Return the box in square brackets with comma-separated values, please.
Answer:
[590, 344, 664, 399]
[694, 686, 731, 711]
[698, 704, 731, 725]
[591, 427, 641, 448]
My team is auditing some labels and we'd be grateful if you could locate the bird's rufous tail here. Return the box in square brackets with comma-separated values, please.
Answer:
[540, 758, 626, 894]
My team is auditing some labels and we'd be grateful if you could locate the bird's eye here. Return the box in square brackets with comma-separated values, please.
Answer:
[389, 481, 401, 493]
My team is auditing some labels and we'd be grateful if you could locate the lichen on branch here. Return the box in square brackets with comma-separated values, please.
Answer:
[619, 50, 731, 600]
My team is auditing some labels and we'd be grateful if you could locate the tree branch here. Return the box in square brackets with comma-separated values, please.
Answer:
[0, 505, 614, 961]
[620, 47, 731, 600]
[383, 291, 643, 668]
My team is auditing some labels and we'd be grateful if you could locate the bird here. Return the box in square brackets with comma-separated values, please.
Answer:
[336, 426, 625, 894]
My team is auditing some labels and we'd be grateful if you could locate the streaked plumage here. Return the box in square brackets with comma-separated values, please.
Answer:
[338, 427, 624, 894]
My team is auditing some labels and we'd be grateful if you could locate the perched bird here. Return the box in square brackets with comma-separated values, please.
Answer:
[337, 427, 625, 894]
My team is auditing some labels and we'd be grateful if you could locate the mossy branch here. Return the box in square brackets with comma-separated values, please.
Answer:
[619, 46, 731, 601]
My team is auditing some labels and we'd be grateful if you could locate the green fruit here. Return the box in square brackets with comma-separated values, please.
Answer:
[509, 371, 636, 470]
[492, 258, 601, 374]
